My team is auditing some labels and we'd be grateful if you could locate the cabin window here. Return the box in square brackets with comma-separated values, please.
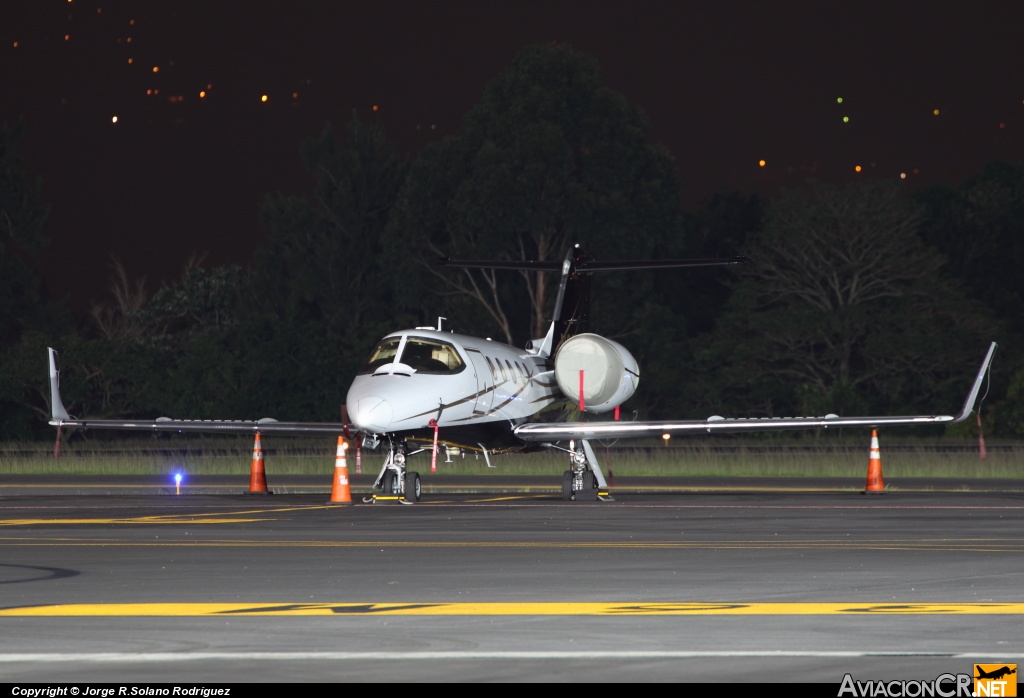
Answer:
[505, 359, 517, 383]
[485, 357, 498, 382]
[359, 338, 402, 374]
[399, 337, 465, 374]
[516, 362, 528, 383]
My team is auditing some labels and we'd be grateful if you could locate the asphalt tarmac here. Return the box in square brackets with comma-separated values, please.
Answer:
[1, 476, 1023, 684]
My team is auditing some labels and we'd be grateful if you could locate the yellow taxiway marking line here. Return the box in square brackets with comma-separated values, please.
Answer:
[3, 602, 1024, 617]
[2, 538, 1021, 552]
[0, 517, 272, 526]
[0, 536, 1019, 548]
[0, 505, 336, 526]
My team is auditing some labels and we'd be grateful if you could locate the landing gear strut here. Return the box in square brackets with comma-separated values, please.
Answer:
[366, 438, 422, 503]
[559, 440, 614, 502]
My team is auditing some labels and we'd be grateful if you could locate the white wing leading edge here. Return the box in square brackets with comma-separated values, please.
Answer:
[46, 348, 350, 436]
[513, 342, 997, 443]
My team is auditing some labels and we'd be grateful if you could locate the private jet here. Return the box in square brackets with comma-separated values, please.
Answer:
[47, 245, 997, 502]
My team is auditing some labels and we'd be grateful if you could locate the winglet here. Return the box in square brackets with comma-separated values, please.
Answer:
[47, 348, 70, 422]
[951, 342, 997, 423]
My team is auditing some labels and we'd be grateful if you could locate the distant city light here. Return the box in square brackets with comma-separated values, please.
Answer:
[900, 172, 907, 179]
[913, 168, 920, 174]
[662, 433, 671, 445]
[758, 159, 766, 167]
[127, 58, 133, 64]
[64, 34, 70, 41]
[372, 105, 379, 111]
[261, 94, 268, 102]
[854, 165, 862, 172]
[836, 97, 843, 104]
[933, 109, 940, 116]
[842, 116, 850, 123]
[292, 92, 298, 99]
[126, 37, 132, 43]
[130, 19, 135, 25]
[152, 66, 159, 73]
[12, 41, 18, 48]
[199, 90, 206, 98]
[999, 122, 1006, 129]
[111, 115, 118, 123]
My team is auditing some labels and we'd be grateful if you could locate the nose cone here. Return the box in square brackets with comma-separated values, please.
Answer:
[350, 395, 393, 433]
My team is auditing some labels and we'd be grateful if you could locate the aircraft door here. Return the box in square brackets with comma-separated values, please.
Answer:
[464, 349, 493, 416]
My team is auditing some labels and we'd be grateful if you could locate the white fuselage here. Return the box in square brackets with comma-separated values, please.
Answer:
[346, 329, 562, 437]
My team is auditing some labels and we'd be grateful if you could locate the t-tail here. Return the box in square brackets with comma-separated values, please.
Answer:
[440, 244, 748, 357]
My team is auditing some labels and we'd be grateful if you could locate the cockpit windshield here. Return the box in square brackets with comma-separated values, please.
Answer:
[359, 336, 465, 375]
[361, 338, 402, 374]
[399, 337, 465, 374]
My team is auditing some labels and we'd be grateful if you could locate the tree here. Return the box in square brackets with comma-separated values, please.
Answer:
[238, 116, 409, 420]
[918, 164, 1024, 302]
[387, 43, 684, 344]
[630, 192, 763, 418]
[0, 117, 51, 348]
[90, 258, 151, 341]
[917, 162, 1024, 349]
[917, 163, 1024, 436]
[0, 117, 66, 439]
[257, 116, 408, 332]
[695, 180, 993, 419]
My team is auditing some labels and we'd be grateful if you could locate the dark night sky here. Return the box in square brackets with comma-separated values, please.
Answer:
[4, 1, 1024, 312]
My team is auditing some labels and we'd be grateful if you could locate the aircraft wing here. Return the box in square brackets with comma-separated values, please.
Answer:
[46, 348, 352, 436]
[514, 342, 997, 443]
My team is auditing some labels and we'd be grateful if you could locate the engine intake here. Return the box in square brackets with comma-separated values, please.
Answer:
[554, 333, 639, 413]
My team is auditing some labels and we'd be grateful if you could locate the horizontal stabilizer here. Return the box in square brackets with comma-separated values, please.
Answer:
[438, 256, 749, 272]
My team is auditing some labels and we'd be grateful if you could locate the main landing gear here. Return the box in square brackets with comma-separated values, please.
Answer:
[365, 438, 422, 504]
[559, 440, 614, 502]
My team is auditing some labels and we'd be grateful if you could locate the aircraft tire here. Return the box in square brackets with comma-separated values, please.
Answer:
[561, 470, 574, 501]
[382, 471, 396, 495]
[405, 472, 421, 502]
[583, 471, 597, 490]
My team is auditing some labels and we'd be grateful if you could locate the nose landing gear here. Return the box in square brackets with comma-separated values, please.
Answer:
[366, 439, 422, 503]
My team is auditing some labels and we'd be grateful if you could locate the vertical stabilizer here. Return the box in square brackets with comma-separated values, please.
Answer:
[543, 245, 593, 356]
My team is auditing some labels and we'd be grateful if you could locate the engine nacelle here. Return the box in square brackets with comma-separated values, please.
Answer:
[554, 333, 639, 413]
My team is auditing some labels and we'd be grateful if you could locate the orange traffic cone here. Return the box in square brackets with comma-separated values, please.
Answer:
[863, 429, 885, 494]
[247, 433, 270, 495]
[328, 436, 353, 505]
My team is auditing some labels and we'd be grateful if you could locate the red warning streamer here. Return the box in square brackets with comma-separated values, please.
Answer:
[429, 418, 439, 472]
